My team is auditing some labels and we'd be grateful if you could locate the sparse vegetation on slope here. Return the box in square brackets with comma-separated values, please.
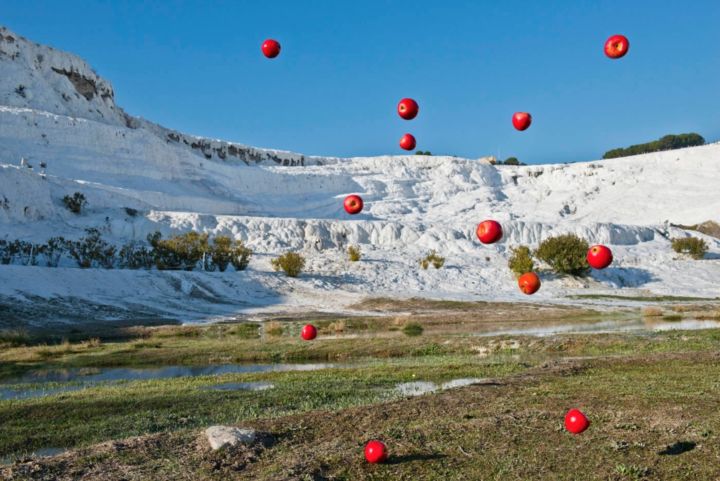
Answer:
[603, 133, 705, 159]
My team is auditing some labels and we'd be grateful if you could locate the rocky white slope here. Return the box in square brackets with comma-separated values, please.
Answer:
[1, 26, 718, 326]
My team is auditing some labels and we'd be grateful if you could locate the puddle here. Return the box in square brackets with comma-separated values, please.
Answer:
[440, 378, 486, 390]
[395, 378, 490, 397]
[473, 318, 720, 337]
[0, 447, 68, 466]
[204, 382, 275, 392]
[0, 363, 333, 401]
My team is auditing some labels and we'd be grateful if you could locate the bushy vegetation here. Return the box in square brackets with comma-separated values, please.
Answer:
[68, 228, 116, 269]
[420, 250, 445, 269]
[508, 245, 534, 277]
[402, 322, 424, 337]
[671, 237, 708, 260]
[208, 236, 253, 272]
[118, 242, 153, 270]
[415, 150, 432, 156]
[271, 252, 306, 277]
[62, 192, 87, 214]
[0, 230, 253, 272]
[149, 231, 208, 271]
[535, 234, 590, 276]
[347, 245, 361, 262]
[603, 133, 705, 159]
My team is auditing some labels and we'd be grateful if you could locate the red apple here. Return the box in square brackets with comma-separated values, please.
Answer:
[604, 34, 629, 59]
[587, 244, 613, 269]
[301, 324, 317, 341]
[343, 194, 364, 215]
[399, 133, 416, 151]
[397, 98, 419, 120]
[512, 112, 532, 131]
[364, 440, 388, 464]
[261, 39, 281, 58]
[564, 408, 590, 434]
[518, 272, 541, 295]
[476, 220, 503, 244]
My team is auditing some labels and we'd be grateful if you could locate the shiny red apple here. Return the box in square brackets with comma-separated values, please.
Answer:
[512, 112, 532, 131]
[604, 34, 629, 59]
[300, 324, 317, 341]
[518, 272, 541, 295]
[587, 245, 613, 269]
[397, 98, 419, 120]
[364, 440, 388, 464]
[564, 408, 590, 434]
[261, 39, 281, 58]
[399, 133, 416, 151]
[343, 194, 364, 215]
[476, 220, 503, 244]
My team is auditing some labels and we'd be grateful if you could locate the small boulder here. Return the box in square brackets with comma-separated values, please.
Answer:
[205, 426, 256, 451]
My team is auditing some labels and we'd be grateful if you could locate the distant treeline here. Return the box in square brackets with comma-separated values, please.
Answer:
[603, 133, 705, 159]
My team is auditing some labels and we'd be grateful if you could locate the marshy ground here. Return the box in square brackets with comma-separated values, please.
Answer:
[1, 297, 719, 480]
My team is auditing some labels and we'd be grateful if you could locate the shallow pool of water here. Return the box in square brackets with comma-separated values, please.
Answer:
[0, 447, 67, 466]
[0, 363, 333, 401]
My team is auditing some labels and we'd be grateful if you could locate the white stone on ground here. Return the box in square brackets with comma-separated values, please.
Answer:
[205, 426, 256, 450]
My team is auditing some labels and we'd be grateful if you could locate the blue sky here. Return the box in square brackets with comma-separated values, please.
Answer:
[3, 0, 719, 163]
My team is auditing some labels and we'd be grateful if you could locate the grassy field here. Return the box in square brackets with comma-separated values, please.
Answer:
[1, 299, 720, 480]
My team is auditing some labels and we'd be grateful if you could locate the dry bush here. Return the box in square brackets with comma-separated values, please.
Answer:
[271, 252, 306, 277]
[641, 307, 663, 317]
[420, 250, 445, 269]
[264, 321, 284, 337]
[327, 320, 346, 333]
[347, 245, 361, 262]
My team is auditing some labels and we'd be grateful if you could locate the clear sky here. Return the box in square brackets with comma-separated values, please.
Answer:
[3, 0, 719, 164]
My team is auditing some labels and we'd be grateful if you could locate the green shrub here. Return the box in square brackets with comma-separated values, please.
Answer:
[68, 228, 116, 269]
[347, 245, 361, 262]
[671, 237, 708, 260]
[150, 231, 209, 271]
[402, 322, 424, 337]
[0, 329, 30, 346]
[420, 250, 445, 269]
[62, 192, 87, 214]
[209, 236, 253, 272]
[43, 237, 68, 267]
[603, 133, 705, 159]
[503, 157, 520, 165]
[271, 252, 306, 277]
[415, 151, 432, 156]
[118, 242, 154, 269]
[508, 245, 534, 277]
[535, 234, 590, 276]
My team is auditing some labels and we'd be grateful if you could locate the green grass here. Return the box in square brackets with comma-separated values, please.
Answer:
[0, 354, 524, 458]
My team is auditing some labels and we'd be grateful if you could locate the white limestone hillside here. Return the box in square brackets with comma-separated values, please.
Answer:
[0, 25, 718, 326]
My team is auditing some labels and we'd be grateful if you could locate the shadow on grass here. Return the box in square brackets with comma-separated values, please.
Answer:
[386, 453, 447, 464]
[658, 441, 696, 456]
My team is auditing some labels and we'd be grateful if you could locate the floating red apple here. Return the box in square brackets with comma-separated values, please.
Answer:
[399, 133, 416, 151]
[301, 324, 317, 341]
[604, 34, 629, 59]
[364, 440, 388, 464]
[564, 408, 590, 434]
[518, 272, 541, 295]
[476, 220, 503, 244]
[512, 112, 532, 131]
[343, 194, 364, 215]
[397, 98, 419, 120]
[261, 39, 281, 58]
[587, 244, 613, 269]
